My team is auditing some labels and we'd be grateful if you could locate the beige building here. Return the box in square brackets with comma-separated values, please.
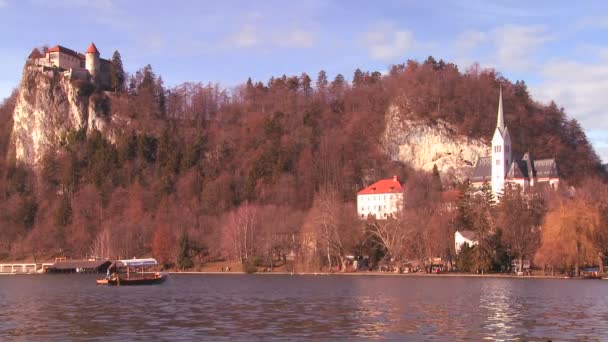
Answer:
[28, 43, 112, 89]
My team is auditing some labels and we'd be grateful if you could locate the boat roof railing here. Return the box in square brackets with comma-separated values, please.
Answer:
[117, 258, 158, 268]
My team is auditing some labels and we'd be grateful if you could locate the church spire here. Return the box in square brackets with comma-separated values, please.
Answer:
[496, 86, 505, 133]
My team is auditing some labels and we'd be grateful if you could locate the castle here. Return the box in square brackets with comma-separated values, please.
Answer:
[27, 43, 111, 89]
[470, 89, 560, 198]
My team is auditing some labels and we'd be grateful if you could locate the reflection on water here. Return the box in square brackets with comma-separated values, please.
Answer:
[1, 274, 608, 340]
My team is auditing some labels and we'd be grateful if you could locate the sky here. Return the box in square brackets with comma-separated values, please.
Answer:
[0, 0, 607, 162]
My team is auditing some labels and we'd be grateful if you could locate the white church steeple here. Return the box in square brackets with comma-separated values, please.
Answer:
[491, 87, 512, 199]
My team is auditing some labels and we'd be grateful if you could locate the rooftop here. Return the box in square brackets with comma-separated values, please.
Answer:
[46, 45, 83, 59]
[357, 176, 403, 195]
[86, 42, 99, 54]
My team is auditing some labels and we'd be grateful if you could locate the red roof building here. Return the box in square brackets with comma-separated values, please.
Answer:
[356, 176, 404, 219]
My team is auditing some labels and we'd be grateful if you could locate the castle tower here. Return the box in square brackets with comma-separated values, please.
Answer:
[85, 42, 100, 83]
[491, 87, 512, 199]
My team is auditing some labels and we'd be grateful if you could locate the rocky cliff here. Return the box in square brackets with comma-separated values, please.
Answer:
[383, 105, 488, 182]
[11, 66, 111, 165]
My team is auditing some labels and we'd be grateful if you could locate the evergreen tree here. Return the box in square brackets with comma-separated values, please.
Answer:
[55, 195, 72, 227]
[300, 72, 312, 96]
[352, 68, 364, 88]
[316, 70, 328, 90]
[110, 50, 126, 93]
[177, 233, 194, 270]
[432, 164, 442, 191]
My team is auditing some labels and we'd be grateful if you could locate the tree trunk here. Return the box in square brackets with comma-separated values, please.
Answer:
[519, 257, 524, 273]
[599, 254, 604, 274]
[327, 246, 332, 271]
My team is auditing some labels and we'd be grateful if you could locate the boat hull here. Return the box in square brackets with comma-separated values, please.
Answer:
[97, 274, 167, 286]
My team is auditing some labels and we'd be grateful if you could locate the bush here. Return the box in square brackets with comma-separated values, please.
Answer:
[242, 261, 258, 274]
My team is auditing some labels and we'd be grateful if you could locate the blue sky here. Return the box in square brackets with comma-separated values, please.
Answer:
[0, 0, 607, 162]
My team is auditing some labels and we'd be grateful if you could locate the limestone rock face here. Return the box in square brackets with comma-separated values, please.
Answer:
[383, 105, 488, 182]
[11, 67, 110, 165]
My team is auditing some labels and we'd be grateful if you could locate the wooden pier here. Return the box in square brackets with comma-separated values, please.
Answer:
[0, 263, 53, 274]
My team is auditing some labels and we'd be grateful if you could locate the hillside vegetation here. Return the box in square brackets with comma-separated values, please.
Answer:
[0, 56, 605, 272]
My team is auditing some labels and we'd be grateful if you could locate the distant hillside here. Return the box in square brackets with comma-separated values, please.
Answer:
[0, 55, 605, 262]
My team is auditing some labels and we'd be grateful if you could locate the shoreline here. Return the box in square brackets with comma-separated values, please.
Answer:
[167, 271, 589, 280]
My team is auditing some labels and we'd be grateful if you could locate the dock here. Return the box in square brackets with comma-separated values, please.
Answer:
[0, 263, 54, 274]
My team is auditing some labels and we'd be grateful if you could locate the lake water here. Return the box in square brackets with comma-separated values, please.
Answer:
[1, 274, 607, 341]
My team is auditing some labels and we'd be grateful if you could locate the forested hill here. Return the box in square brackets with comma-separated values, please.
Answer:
[0, 56, 604, 262]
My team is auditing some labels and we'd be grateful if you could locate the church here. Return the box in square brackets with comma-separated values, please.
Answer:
[470, 89, 560, 199]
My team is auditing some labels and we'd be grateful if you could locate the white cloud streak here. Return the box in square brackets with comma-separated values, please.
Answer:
[530, 54, 608, 162]
[361, 23, 415, 61]
[225, 25, 316, 49]
[493, 25, 553, 71]
[454, 25, 553, 72]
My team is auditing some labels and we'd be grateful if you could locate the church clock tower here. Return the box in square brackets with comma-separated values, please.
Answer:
[491, 87, 512, 199]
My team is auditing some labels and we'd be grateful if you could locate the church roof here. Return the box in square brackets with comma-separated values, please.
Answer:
[471, 153, 560, 182]
[533, 158, 559, 178]
[470, 157, 492, 183]
[86, 42, 100, 54]
[506, 153, 531, 179]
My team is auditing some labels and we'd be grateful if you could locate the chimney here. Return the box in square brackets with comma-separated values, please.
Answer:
[393, 175, 398, 182]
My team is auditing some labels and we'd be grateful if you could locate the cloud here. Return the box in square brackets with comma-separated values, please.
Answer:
[530, 53, 608, 162]
[454, 25, 553, 72]
[361, 23, 415, 61]
[0, 0, 7, 8]
[586, 131, 608, 163]
[492, 25, 553, 71]
[29, 0, 130, 30]
[227, 26, 260, 48]
[225, 25, 316, 49]
[455, 30, 487, 52]
[275, 29, 315, 48]
[532, 57, 608, 126]
[29, 0, 115, 11]
[576, 16, 608, 30]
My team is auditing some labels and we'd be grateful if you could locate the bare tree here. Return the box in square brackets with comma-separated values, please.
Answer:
[90, 228, 112, 260]
[220, 203, 258, 263]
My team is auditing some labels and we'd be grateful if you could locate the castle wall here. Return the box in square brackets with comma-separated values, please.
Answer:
[50, 52, 82, 70]
[64, 68, 89, 82]
[98, 59, 112, 89]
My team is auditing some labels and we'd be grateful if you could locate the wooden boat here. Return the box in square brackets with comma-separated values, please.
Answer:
[97, 258, 167, 286]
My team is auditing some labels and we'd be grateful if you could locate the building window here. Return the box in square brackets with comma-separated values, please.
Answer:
[496, 159, 500, 166]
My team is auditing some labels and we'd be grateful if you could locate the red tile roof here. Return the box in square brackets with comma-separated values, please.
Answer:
[357, 176, 403, 195]
[86, 42, 99, 54]
[45, 45, 83, 59]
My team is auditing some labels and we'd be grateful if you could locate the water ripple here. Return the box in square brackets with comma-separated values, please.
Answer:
[0, 274, 607, 340]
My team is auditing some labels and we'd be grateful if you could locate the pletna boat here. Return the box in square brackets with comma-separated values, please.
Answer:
[97, 258, 167, 286]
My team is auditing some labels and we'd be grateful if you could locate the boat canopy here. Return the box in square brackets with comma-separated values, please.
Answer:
[118, 258, 158, 268]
